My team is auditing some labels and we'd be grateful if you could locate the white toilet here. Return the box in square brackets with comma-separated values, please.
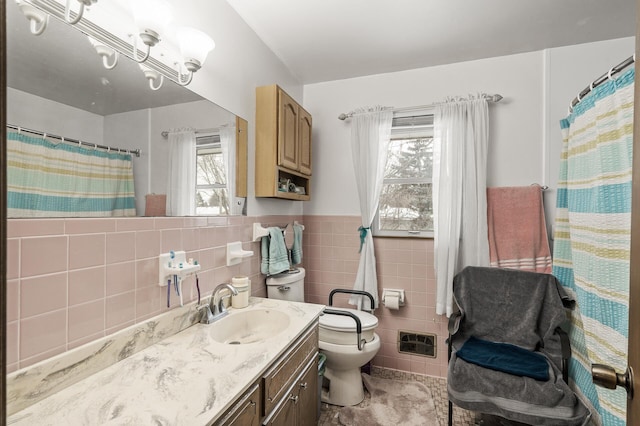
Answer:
[266, 268, 381, 406]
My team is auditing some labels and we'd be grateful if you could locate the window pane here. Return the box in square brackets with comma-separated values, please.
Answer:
[197, 151, 226, 186]
[385, 137, 433, 179]
[196, 188, 230, 215]
[378, 183, 433, 231]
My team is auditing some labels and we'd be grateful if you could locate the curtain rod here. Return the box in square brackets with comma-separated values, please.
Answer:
[337, 93, 504, 120]
[569, 54, 635, 114]
[6, 124, 141, 157]
[161, 127, 220, 138]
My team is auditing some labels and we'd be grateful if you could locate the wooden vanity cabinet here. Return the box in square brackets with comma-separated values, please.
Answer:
[261, 322, 319, 425]
[263, 356, 318, 426]
[215, 382, 262, 426]
[214, 321, 319, 426]
[255, 84, 312, 200]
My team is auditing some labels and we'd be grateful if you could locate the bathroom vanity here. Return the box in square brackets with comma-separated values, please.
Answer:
[7, 298, 324, 426]
[217, 324, 319, 425]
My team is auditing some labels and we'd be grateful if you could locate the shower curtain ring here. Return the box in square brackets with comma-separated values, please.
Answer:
[607, 68, 615, 80]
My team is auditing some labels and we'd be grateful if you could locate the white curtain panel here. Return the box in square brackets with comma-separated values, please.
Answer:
[167, 129, 196, 216]
[219, 122, 237, 214]
[433, 97, 490, 317]
[348, 107, 393, 310]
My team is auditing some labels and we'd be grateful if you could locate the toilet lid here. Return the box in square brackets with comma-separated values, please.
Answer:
[320, 307, 378, 332]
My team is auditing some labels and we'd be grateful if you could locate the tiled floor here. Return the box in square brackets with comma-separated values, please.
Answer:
[317, 366, 479, 426]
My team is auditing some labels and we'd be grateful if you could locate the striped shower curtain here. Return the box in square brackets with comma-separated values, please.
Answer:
[552, 66, 634, 425]
[7, 131, 136, 217]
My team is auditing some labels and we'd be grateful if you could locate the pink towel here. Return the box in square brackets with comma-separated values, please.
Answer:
[486, 185, 552, 273]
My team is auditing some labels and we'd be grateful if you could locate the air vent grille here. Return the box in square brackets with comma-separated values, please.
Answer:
[397, 331, 436, 357]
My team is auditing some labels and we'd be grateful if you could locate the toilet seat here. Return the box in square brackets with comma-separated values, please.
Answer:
[319, 307, 378, 345]
[320, 307, 378, 331]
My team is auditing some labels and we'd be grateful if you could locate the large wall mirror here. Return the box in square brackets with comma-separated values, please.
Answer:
[6, 0, 247, 218]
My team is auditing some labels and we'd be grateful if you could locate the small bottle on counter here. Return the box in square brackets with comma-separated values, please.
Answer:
[231, 276, 250, 309]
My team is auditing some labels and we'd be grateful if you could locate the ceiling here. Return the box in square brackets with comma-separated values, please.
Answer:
[226, 0, 637, 84]
[7, 0, 636, 115]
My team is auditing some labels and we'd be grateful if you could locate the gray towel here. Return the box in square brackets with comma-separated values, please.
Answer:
[448, 266, 590, 426]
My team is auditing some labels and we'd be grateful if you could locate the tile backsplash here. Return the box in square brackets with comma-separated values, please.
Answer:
[7, 214, 448, 379]
[6, 215, 297, 372]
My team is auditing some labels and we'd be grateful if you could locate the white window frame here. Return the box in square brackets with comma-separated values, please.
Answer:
[372, 112, 434, 238]
[195, 133, 227, 215]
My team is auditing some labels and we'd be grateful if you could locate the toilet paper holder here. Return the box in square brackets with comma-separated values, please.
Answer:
[381, 288, 405, 307]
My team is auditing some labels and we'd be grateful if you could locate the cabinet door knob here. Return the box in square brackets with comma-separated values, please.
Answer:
[289, 395, 299, 404]
[299, 382, 307, 389]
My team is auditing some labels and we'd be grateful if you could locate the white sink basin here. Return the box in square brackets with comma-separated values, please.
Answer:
[208, 309, 291, 344]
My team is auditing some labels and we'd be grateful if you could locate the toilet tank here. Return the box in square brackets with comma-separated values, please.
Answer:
[266, 268, 305, 302]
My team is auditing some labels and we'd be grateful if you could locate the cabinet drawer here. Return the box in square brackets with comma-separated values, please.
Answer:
[214, 382, 261, 426]
[262, 324, 318, 416]
[262, 355, 318, 426]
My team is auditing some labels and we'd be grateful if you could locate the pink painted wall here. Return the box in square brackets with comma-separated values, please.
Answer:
[7, 214, 448, 378]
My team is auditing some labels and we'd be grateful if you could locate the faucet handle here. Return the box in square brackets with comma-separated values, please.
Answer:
[196, 304, 215, 324]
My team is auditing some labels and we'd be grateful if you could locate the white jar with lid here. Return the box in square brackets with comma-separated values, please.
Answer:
[231, 276, 250, 309]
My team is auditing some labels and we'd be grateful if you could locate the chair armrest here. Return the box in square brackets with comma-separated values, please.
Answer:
[448, 310, 462, 336]
[556, 326, 571, 382]
[447, 310, 462, 362]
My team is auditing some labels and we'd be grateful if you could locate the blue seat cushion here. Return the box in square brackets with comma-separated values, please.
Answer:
[456, 336, 549, 381]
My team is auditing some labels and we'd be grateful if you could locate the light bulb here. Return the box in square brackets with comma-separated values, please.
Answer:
[176, 27, 215, 72]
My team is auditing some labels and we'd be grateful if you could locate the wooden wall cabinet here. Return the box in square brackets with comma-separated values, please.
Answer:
[235, 116, 248, 198]
[255, 84, 312, 200]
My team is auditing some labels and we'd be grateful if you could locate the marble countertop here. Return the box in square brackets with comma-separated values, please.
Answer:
[8, 298, 324, 426]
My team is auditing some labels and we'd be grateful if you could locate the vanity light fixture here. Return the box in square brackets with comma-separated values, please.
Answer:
[139, 64, 164, 91]
[64, 0, 97, 25]
[16, 0, 49, 36]
[16, 0, 211, 88]
[130, 0, 173, 63]
[87, 36, 119, 70]
[175, 26, 215, 86]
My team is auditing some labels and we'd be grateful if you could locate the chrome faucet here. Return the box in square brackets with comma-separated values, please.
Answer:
[211, 283, 238, 316]
[198, 283, 238, 324]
